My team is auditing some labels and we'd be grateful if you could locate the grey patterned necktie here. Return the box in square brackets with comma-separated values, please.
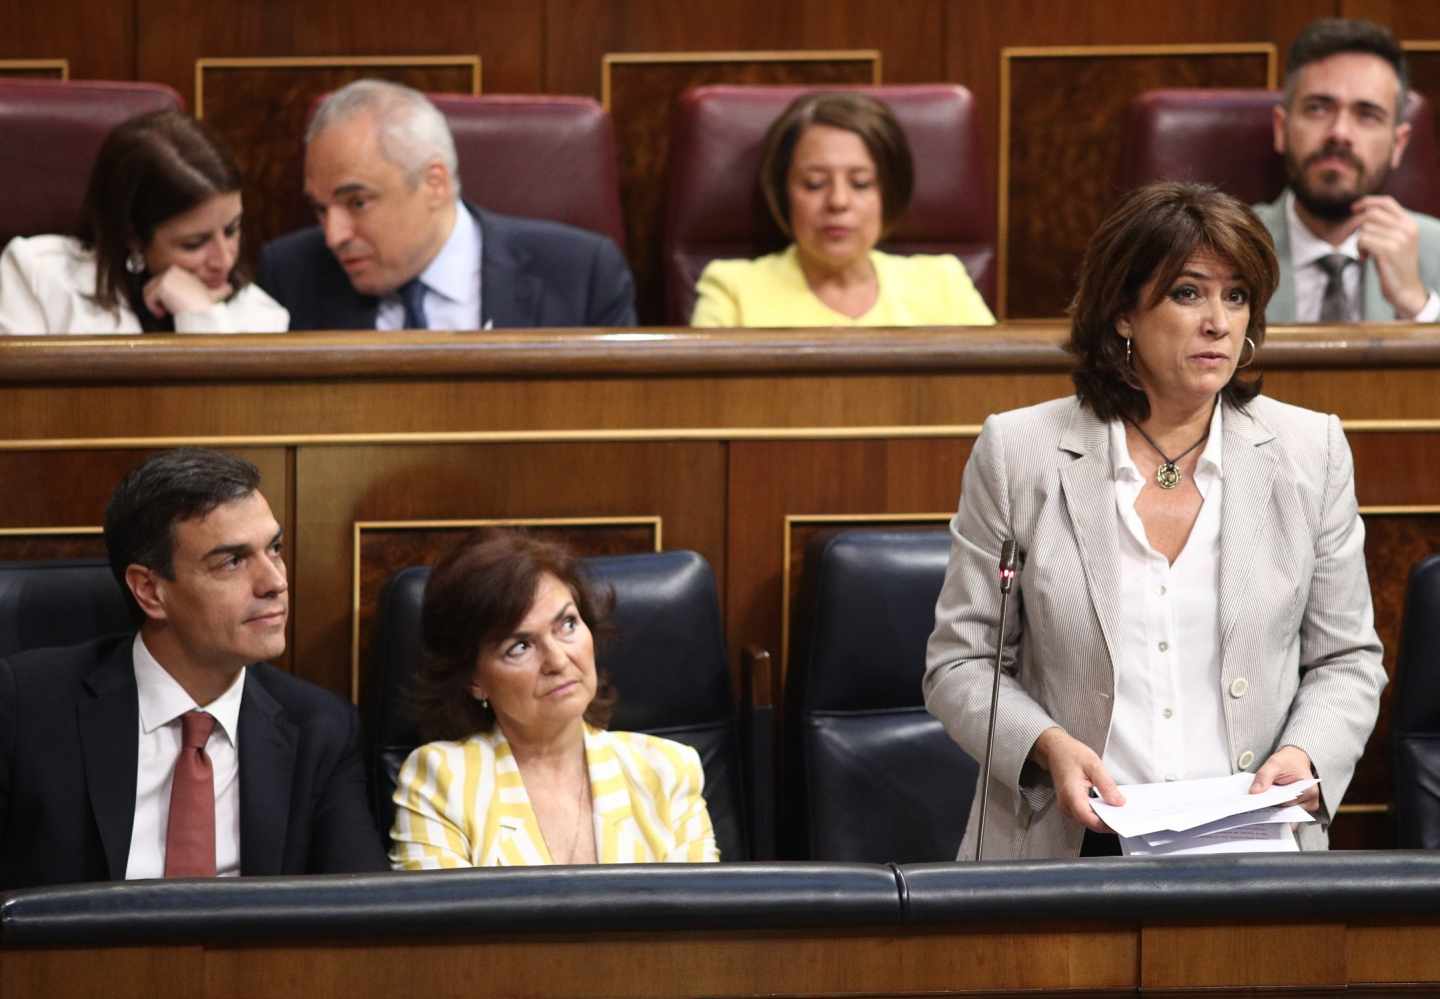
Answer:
[1316, 253, 1351, 322]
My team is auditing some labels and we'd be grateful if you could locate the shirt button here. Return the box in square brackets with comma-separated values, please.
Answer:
[1158, 641, 1169, 652]
[1165, 774, 1177, 782]
[1229, 678, 1249, 698]
[1159, 585, 1167, 596]
[1237, 750, 1255, 769]
[1162, 708, 1173, 719]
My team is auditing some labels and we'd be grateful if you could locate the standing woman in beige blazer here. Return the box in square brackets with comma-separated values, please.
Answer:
[925, 182, 1386, 860]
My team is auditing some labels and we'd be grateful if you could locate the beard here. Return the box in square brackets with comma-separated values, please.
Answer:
[1285, 140, 1391, 222]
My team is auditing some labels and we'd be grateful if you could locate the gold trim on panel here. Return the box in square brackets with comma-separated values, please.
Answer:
[1359, 505, 1440, 515]
[996, 42, 1277, 320]
[349, 515, 663, 703]
[1337, 803, 1390, 815]
[600, 49, 881, 111]
[8, 416, 1440, 452]
[194, 55, 481, 118]
[780, 513, 951, 678]
[1402, 42, 1440, 52]
[0, 525, 102, 536]
[0, 59, 69, 79]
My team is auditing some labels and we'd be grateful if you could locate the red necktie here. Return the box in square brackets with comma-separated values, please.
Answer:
[164, 710, 217, 878]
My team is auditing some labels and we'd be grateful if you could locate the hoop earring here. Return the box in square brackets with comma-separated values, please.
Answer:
[1236, 336, 1256, 370]
[125, 251, 145, 275]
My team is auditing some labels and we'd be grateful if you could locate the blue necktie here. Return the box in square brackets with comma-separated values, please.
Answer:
[399, 278, 428, 330]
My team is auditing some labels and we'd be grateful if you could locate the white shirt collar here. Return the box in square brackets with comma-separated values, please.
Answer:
[1109, 399, 1225, 481]
[415, 204, 480, 305]
[132, 633, 245, 745]
[1284, 190, 1361, 268]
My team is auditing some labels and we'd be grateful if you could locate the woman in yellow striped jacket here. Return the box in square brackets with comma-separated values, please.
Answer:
[390, 529, 718, 868]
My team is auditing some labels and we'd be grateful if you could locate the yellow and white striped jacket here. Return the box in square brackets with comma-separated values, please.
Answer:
[389, 723, 719, 868]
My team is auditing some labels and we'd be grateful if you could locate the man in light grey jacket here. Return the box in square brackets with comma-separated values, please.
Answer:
[1257, 17, 1440, 324]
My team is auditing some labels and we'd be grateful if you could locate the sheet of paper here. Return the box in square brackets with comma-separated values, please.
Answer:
[1141, 804, 1314, 847]
[1088, 773, 1320, 839]
[1122, 820, 1299, 856]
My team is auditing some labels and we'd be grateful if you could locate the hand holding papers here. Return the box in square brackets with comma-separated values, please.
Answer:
[1088, 773, 1319, 856]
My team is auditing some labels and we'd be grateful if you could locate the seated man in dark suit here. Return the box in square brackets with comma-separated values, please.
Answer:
[0, 448, 387, 889]
[259, 78, 636, 330]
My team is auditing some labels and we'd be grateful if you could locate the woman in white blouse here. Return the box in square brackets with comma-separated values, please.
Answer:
[0, 110, 286, 334]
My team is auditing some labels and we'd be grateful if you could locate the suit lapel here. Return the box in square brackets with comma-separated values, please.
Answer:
[1360, 257, 1391, 320]
[1217, 404, 1279, 651]
[1056, 403, 1122, 698]
[1259, 198, 1299, 324]
[475, 207, 541, 328]
[237, 670, 297, 875]
[77, 641, 141, 879]
[585, 727, 636, 864]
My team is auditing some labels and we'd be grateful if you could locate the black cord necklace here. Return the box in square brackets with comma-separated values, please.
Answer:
[1125, 408, 1213, 490]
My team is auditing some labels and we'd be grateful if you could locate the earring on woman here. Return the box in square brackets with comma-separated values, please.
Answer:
[1124, 336, 1132, 367]
[1236, 336, 1257, 370]
[125, 251, 146, 275]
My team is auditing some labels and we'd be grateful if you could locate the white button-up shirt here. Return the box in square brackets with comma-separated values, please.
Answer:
[124, 634, 244, 879]
[1102, 405, 1231, 785]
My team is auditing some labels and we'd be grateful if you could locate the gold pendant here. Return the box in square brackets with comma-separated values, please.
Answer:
[1156, 462, 1181, 489]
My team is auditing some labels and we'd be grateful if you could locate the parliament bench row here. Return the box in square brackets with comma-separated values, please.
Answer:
[5, 77, 1440, 323]
[3, 532, 1439, 862]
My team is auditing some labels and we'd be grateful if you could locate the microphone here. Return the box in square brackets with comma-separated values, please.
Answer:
[975, 539, 1020, 861]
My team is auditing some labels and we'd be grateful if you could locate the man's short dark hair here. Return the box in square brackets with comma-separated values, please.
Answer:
[104, 448, 262, 620]
[1283, 18, 1407, 115]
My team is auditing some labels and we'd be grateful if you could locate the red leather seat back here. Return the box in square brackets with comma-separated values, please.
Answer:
[664, 84, 995, 325]
[0, 79, 184, 249]
[1117, 88, 1440, 218]
[428, 94, 625, 250]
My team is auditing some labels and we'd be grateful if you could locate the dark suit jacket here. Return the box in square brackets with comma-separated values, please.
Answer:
[0, 634, 388, 889]
[258, 204, 637, 330]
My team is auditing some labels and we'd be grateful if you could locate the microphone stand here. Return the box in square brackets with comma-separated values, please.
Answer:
[975, 540, 1019, 862]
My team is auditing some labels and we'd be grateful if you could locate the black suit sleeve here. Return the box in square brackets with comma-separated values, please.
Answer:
[587, 236, 637, 327]
[310, 702, 389, 873]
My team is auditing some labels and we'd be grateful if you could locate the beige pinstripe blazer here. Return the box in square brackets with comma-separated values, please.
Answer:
[924, 394, 1386, 860]
[389, 723, 719, 868]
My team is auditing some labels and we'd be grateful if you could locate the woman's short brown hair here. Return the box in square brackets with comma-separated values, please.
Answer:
[1068, 181, 1279, 422]
[78, 109, 248, 318]
[411, 528, 617, 743]
[758, 91, 914, 238]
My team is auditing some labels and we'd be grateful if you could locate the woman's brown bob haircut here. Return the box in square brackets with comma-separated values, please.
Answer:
[758, 91, 914, 238]
[79, 109, 248, 316]
[411, 528, 617, 743]
[1068, 181, 1279, 422]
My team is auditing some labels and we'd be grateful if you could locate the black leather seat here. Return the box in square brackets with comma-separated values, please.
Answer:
[785, 529, 978, 862]
[1394, 553, 1440, 848]
[0, 559, 131, 659]
[368, 550, 766, 861]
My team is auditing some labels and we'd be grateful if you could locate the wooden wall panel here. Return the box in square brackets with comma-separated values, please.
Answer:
[293, 442, 726, 697]
[1002, 47, 1272, 319]
[197, 58, 479, 251]
[0, 1, 132, 82]
[133, 0, 541, 101]
[0, 60, 67, 79]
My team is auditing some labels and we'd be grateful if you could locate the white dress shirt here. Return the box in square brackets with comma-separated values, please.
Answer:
[125, 634, 245, 879]
[1102, 404, 1231, 785]
[1284, 191, 1440, 322]
[375, 206, 484, 331]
